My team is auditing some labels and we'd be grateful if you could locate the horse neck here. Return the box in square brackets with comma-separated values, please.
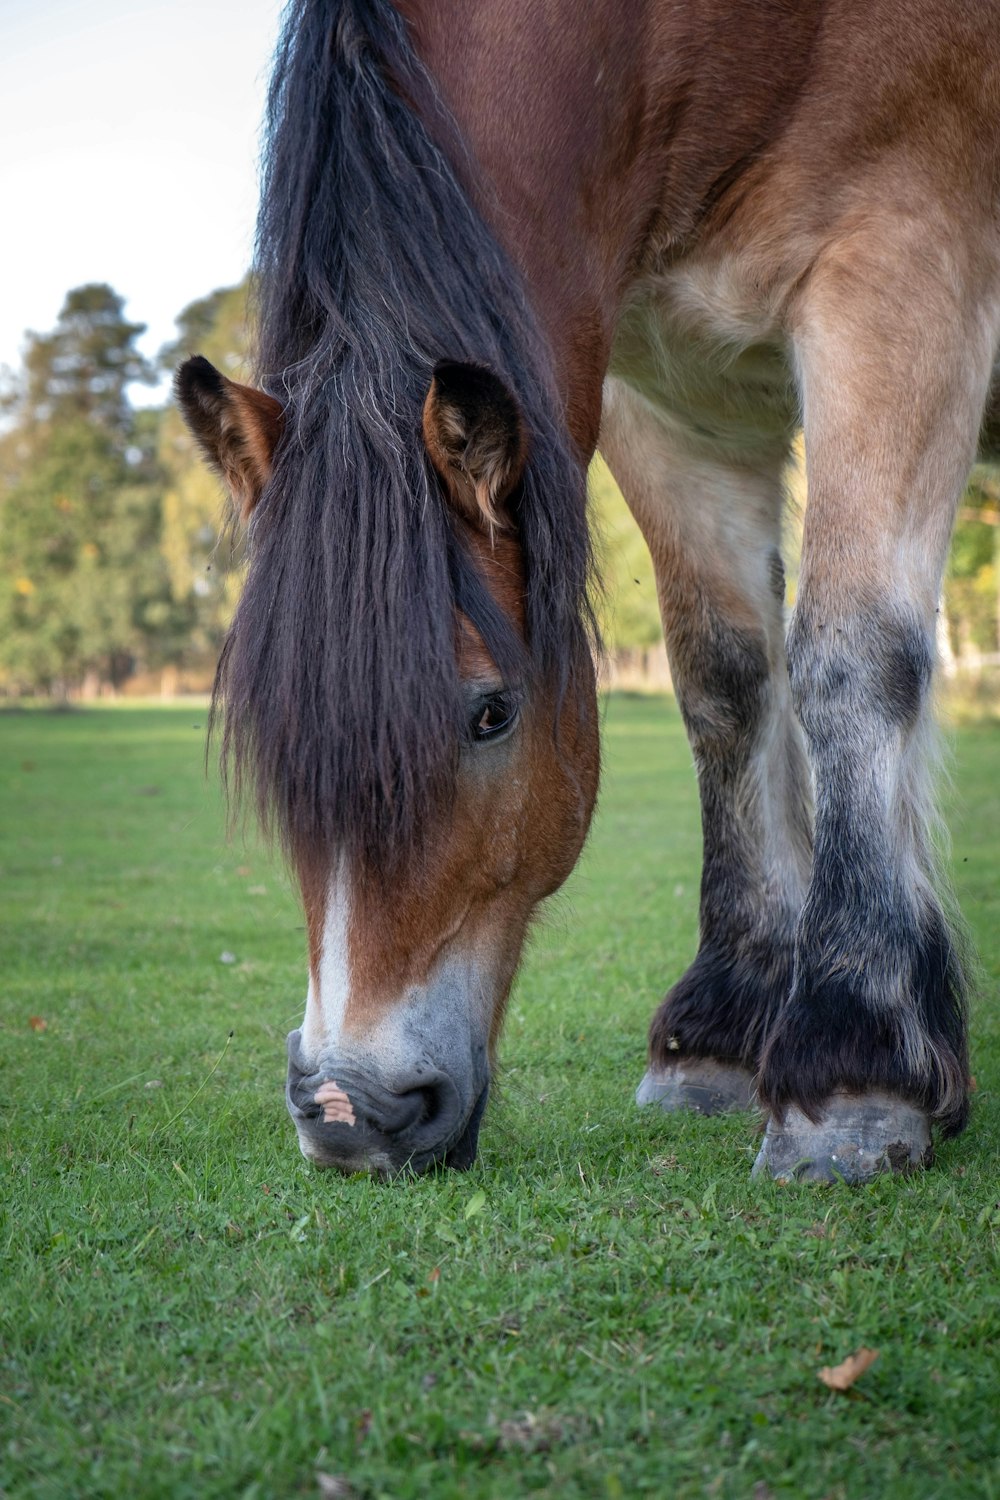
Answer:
[396, 0, 824, 456]
[396, 0, 647, 454]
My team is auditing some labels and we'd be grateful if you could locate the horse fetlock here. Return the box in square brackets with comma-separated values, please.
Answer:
[759, 898, 971, 1139]
[752, 1092, 933, 1183]
[636, 1059, 758, 1115]
[649, 936, 795, 1073]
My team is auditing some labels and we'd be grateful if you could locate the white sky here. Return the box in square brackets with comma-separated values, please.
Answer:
[0, 0, 284, 403]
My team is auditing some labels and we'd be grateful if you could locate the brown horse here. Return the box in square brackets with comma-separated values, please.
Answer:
[177, 0, 1000, 1181]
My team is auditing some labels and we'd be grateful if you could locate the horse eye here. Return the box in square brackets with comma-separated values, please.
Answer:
[470, 693, 517, 742]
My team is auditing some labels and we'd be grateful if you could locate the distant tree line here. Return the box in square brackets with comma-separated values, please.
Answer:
[0, 281, 996, 698]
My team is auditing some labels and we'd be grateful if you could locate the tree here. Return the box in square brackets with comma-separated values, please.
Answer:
[155, 282, 253, 670]
[590, 454, 663, 653]
[0, 285, 168, 696]
[10, 283, 151, 436]
[945, 467, 1000, 663]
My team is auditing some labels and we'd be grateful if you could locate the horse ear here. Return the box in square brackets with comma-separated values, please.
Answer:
[174, 355, 283, 522]
[422, 361, 527, 534]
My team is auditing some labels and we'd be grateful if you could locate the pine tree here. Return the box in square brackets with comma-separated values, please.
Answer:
[15, 283, 150, 434]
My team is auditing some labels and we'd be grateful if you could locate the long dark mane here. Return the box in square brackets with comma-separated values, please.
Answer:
[214, 0, 595, 870]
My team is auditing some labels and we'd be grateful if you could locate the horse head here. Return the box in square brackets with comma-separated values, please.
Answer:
[177, 349, 599, 1175]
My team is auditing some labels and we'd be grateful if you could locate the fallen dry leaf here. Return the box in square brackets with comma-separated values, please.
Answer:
[493, 1409, 586, 1455]
[28, 1016, 47, 1032]
[818, 1347, 879, 1391]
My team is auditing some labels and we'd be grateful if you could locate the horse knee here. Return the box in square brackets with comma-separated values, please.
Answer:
[672, 618, 771, 758]
[787, 603, 933, 743]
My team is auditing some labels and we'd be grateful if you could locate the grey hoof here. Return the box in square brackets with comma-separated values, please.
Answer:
[752, 1092, 933, 1183]
[636, 1060, 757, 1116]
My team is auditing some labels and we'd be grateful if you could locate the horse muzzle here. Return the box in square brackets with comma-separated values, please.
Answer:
[285, 1028, 489, 1175]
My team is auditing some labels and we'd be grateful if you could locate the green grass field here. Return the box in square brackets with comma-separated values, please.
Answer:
[2, 698, 998, 1499]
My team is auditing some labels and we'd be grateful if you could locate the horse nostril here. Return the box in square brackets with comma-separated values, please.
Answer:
[388, 1077, 460, 1146]
[403, 1082, 448, 1131]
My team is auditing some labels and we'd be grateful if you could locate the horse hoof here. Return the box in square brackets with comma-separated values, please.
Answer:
[636, 1060, 757, 1116]
[751, 1092, 933, 1183]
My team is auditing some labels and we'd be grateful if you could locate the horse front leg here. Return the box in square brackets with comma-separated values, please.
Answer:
[755, 228, 999, 1181]
[601, 378, 812, 1115]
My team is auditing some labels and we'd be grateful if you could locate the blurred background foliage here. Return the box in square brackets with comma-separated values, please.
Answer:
[1, 280, 998, 705]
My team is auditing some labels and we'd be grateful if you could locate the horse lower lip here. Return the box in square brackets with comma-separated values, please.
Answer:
[295, 1125, 464, 1176]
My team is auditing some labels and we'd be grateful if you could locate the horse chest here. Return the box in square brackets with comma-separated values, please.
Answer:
[607, 263, 799, 459]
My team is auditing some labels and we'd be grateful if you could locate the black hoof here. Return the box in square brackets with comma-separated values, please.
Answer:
[636, 1060, 757, 1116]
[752, 1092, 933, 1183]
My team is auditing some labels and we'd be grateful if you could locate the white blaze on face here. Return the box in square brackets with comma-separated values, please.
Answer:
[294, 858, 494, 1163]
[301, 865, 354, 1121]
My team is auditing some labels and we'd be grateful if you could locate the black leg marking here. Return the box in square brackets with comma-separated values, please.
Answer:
[759, 903, 969, 1138]
[641, 616, 811, 1113]
[758, 602, 971, 1145]
[649, 932, 794, 1071]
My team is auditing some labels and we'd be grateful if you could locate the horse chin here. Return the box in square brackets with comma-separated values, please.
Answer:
[291, 1093, 487, 1177]
[440, 1081, 490, 1170]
